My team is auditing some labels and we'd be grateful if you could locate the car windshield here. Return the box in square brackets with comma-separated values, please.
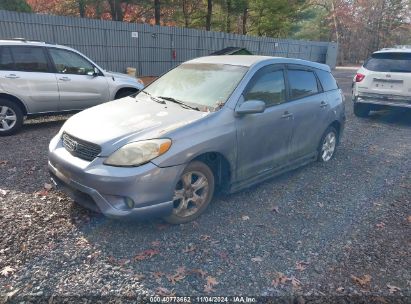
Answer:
[143, 63, 248, 110]
[364, 52, 411, 73]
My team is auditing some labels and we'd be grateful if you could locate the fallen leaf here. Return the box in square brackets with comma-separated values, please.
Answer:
[134, 249, 159, 261]
[182, 244, 196, 253]
[272, 272, 289, 287]
[407, 216, 411, 223]
[295, 261, 309, 271]
[190, 268, 207, 278]
[152, 272, 165, 279]
[336, 287, 344, 292]
[200, 235, 211, 241]
[376, 222, 385, 229]
[167, 267, 186, 284]
[156, 287, 175, 296]
[271, 206, 280, 213]
[387, 284, 401, 294]
[204, 276, 219, 293]
[1, 266, 15, 277]
[0, 160, 8, 166]
[251, 256, 263, 262]
[44, 183, 53, 191]
[351, 274, 372, 288]
[167, 273, 185, 284]
[290, 276, 301, 289]
[242, 215, 250, 220]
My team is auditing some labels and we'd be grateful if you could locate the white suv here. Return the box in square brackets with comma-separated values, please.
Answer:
[352, 46, 411, 117]
[0, 39, 144, 135]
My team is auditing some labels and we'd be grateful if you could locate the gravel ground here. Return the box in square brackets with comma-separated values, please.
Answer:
[0, 69, 410, 303]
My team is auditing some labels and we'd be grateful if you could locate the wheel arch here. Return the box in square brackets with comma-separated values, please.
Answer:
[328, 120, 341, 144]
[114, 87, 139, 100]
[0, 93, 28, 115]
[190, 151, 232, 193]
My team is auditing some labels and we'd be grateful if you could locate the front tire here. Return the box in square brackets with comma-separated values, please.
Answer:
[164, 161, 215, 224]
[353, 102, 370, 117]
[0, 99, 24, 136]
[318, 126, 338, 162]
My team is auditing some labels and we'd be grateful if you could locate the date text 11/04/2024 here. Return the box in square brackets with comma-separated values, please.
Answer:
[149, 296, 257, 303]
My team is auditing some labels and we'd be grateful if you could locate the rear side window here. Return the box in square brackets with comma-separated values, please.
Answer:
[244, 66, 286, 107]
[0, 47, 14, 70]
[316, 69, 338, 91]
[287, 70, 319, 99]
[10, 46, 49, 72]
[364, 52, 411, 73]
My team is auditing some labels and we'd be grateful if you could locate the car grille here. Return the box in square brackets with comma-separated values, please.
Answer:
[62, 132, 101, 162]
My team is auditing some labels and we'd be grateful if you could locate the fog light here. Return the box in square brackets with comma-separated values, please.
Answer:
[124, 197, 135, 209]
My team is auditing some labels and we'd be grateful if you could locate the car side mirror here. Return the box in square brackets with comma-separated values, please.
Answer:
[87, 67, 99, 77]
[235, 100, 266, 115]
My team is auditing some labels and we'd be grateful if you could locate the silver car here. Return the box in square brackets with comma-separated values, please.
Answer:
[0, 39, 144, 135]
[48, 56, 345, 224]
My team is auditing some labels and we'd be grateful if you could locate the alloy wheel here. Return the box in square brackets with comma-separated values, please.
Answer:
[0, 106, 17, 131]
[321, 132, 336, 162]
[172, 171, 209, 218]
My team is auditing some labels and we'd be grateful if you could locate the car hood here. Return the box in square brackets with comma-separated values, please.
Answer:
[105, 70, 135, 81]
[62, 95, 210, 155]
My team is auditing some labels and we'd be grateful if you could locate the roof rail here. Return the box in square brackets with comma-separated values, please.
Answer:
[8, 38, 53, 44]
[394, 45, 411, 49]
[11, 37, 27, 42]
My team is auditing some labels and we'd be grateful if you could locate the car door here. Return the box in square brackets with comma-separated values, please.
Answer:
[235, 65, 293, 182]
[285, 67, 329, 160]
[47, 48, 110, 111]
[0, 46, 59, 113]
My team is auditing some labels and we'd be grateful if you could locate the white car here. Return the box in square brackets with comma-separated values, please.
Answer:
[0, 39, 144, 135]
[352, 46, 411, 117]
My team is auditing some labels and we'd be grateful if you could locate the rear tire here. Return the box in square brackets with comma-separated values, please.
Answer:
[164, 161, 215, 224]
[0, 98, 24, 136]
[353, 102, 370, 117]
[318, 126, 338, 162]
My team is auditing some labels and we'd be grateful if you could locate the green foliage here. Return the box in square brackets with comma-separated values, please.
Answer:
[0, 0, 32, 12]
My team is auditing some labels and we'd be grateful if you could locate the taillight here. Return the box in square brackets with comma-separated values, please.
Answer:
[355, 73, 365, 82]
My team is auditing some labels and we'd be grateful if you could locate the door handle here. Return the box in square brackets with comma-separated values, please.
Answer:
[5, 74, 20, 79]
[59, 77, 71, 81]
[320, 101, 329, 108]
[281, 111, 293, 119]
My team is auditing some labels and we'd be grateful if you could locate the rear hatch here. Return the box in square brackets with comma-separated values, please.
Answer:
[360, 52, 411, 97]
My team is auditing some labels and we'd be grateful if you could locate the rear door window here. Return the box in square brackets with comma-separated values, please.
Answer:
[287, 70, 319, 100]
[316, 69, 339, 91]
[10, 46, 49, 73]
[0, 47, 14, 70]
[364, 52, 411, 73]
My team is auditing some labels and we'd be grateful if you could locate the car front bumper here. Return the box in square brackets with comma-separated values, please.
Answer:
[355, 94, 411, 109]
[48, 142, 185, 219]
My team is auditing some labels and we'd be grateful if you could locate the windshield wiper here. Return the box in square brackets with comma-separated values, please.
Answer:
[157, 96, 200, 111]
[140, 90, 166, 104]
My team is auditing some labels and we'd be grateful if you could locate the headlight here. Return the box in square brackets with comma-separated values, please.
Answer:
[104, 139, 171, 167]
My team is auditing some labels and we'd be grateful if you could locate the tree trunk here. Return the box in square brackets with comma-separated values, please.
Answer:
[154, 0, 161, 25]
[182, 0, 189, 27]
[226, 0, 231, 32]
[108, 0, 123, 21]
[206, 0, 212, 31]
[242, 6, 248, 35]
[78, 0, 86, 18]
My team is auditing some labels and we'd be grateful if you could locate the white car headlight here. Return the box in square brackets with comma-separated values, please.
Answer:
[104, 139, 172, 167]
